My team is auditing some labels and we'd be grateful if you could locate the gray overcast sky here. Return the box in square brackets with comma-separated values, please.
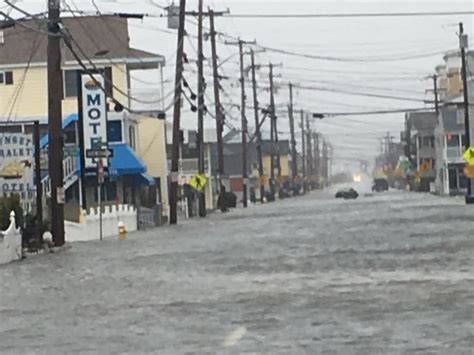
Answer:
[8, 0, 474, 172]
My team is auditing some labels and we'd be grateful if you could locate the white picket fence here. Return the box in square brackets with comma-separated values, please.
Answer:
[65, 204, 137, 242]
[0, 211, 22, 265]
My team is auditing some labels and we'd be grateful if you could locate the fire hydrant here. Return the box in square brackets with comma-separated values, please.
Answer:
[118, 221, 127, 240]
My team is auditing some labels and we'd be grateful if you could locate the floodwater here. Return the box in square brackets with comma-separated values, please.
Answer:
[1, 189, 473, 353]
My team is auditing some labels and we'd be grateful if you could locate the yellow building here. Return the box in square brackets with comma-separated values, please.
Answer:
[136, 113, 170, 217]
[0, 16, 169, 225]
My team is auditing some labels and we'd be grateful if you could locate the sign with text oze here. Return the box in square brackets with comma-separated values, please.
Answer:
[0, 134, 35, 203]
[81, 73, 108, 168]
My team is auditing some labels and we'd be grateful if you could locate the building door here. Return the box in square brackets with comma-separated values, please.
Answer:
[448, 168, 458, 191]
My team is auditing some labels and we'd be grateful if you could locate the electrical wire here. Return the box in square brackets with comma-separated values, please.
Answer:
[223, 11, 474, 18]
[294, 84, 427, 103]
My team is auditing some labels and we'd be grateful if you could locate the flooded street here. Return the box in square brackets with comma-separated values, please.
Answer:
[1, 190, 473, 353]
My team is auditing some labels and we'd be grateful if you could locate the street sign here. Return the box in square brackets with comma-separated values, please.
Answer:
[97, 159, 104, 184]
[462, 147, 474, 165]
[464, 164, 474, 178]
[57, 187, 65, 204]
[86, 149, 113, 159]
[189, 174, 208, 192]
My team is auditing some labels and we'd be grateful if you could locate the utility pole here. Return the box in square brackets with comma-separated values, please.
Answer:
[48, 0, 65, 246]
[322, 140, 329, 187]
[313, 133, 320, 188]
[169, 0, 187, 224]
[250, 49, 265, 203]
[238, 40, 248, 208]
[288, 83, 298, 193]
[433, 74, 439, 115]
[300, 109, 306, 194]
[196, 0, 206, 217]
[460, 22, 472, 203]
[33, 120, 43, 248]
[225, 39, 256, 207]
[269, 63, 276, 196]
[209, 9, 225, 192]
[306, 114, 313, 189]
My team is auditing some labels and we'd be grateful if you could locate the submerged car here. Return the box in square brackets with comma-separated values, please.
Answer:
[335, 188, 359, 199]
[372, 178, 389, 192]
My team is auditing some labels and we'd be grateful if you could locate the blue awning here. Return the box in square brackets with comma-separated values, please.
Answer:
[110, 143, 146, 175]
[40, 113, 79, 149]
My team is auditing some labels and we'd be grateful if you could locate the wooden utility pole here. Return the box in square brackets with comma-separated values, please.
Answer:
[460, 22, 472, 202]
[300, 109, 306, 194]
[433, 74, 439, 115]
[238, 40, 248, 208]
[209, 9, 225, 191]
[225, 39, 256, 208]
[33, 120, 43, 247]
[305, 114, 313, 188]
[322, 140, 329, 187]
[313, 133, 320, 188]
[288, 83, 297, 192]
[196, 0, 206, 217]
[268, 63, 276, 196]
[250, 50, 265, 203]
[47, 0, 65, 246]
[169, 0, 187, 224]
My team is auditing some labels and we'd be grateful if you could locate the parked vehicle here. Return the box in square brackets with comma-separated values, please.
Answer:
[335, 188, 359, 200]
[372, 178, 389, 192]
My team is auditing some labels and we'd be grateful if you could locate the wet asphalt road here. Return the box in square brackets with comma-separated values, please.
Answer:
[1, 188, 473, 354]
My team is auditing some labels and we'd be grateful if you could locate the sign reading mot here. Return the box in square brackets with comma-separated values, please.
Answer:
[81, 73, 108, 168]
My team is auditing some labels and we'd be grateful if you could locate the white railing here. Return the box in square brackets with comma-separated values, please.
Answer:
[0, 211, 22, 265]
[65, 204, 137, 242]
[43, 156, 79, 197]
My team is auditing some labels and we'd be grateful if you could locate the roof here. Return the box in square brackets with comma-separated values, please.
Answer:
[0, 16, 164, 67]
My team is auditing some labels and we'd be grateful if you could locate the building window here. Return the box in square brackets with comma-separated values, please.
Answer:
[446, 134, 459, 147]
[421, 136, 434, 147]
[64, 69, 79, 98]
[107, 120, 123, 143]
[63, 125, 76, 144]
[63, 67, 112, 98]
[129, 125, 136, 149]
[457, 110, 465, 125]
[0, 71, 14, 85]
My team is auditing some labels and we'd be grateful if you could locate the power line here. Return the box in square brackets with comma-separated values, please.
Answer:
[294, 84, 427, 102]
[321, 107, 435, 117]
[223, 11, 474, 18]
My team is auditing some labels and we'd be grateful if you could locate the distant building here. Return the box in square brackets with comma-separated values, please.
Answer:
[433, 51, 474, 196]
[405, 111, 437, 192]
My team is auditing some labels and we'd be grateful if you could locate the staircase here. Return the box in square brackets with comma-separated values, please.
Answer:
[42, 156, 79, 197]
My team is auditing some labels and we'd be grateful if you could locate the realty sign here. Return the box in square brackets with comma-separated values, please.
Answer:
[0, 133, 35, 203]
[81, 73, 108, 168]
